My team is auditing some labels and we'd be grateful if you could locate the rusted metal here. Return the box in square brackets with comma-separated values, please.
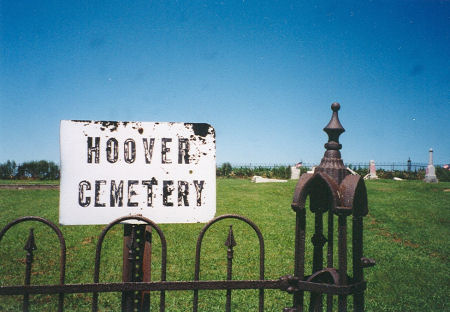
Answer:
[326, 209, 334, 312]
[23, 228, 36, 312]
[0, 278, 366, 295]
[0, 103, 374, 311]
[0, 216, 66, 312]
[289, 103, 374, 312]
[193, 214, 265, 312]
[92, 215, 167, 312]
[122, 224, 152, 312]
[225, 225, 236, 312]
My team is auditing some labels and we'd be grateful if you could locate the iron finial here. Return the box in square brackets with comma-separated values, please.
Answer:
[323, 102, 345, 151]
[315, 103, 347, 183]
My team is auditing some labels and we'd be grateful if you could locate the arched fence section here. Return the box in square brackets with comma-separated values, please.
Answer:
[0, 209, 373, 312]
[0, 216, 66, 312]
[193, 214, 265, 312]
[92, 215, 167, 312]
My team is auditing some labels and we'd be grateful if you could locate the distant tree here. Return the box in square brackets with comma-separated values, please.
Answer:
[16, 160, 60, 180]
[47, 161, 60, 180]
[0, 160, 17, 179]
[436, 166, 450, 182]
[220, 162, 233, 177]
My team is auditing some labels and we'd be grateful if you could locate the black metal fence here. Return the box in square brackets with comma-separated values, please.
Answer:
[346, 162, 428, 172]
[220, 162, 431, 172]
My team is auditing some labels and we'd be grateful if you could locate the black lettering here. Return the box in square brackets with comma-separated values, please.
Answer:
[161, 138, 172, 164]
[127, 180, 138, 207]
[110, 180, 123, 207]
[142, 138, 155, 164]
[87, 137, 100, 163]
[163, 180, 174, 206]
[142, 178, 158, 207]
[94, 180, 106, 207]
[178, 181, 189, 206]
[78, 180, 91, 207]
[106, 138, 119, 163]
[124, 139, 136, 163]
[178, 138, 190, 164]
[194, 180, 205, 206]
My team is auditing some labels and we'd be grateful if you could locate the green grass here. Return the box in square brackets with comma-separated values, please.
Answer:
[0, 179, 449, 311]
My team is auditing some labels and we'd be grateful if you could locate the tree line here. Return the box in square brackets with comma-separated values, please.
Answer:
[0, 160, 60, 180]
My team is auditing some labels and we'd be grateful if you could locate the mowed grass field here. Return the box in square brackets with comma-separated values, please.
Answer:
[0, 178, 449, 311]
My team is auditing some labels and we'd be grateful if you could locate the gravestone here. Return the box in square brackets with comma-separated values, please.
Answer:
[290, 166, 301, 179]
[251, 176, 287, 183]
[368, 160, 378, 179]
[424, 148, 438, 183]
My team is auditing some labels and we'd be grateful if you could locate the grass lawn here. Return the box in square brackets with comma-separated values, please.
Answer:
[0, 178, 448, 311]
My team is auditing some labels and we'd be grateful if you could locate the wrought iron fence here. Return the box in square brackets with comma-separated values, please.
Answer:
[0, 211, 373, 312]
[0, 104, 375, 311]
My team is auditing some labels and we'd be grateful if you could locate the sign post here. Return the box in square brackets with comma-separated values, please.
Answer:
[60, 120, 216, 311]
[122, 224, 152, 311]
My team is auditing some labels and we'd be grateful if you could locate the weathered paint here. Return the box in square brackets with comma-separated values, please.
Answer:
[59, 121, 216, 225]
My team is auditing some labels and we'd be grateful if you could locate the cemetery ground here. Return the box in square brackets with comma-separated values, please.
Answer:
[0, 178, 448, 311]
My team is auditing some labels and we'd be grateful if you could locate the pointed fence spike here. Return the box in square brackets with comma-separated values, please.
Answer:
[224, 225, 237, 248]
[24, 228, 37, 252]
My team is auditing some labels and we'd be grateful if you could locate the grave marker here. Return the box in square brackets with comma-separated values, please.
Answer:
[424, 148, 438, 183]
[368, 160, 378, 179]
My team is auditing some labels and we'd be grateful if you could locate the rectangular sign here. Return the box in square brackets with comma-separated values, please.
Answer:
[59, 121, 216, 225]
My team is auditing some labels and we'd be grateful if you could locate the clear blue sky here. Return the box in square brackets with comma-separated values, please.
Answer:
[1, 1, 449, 166]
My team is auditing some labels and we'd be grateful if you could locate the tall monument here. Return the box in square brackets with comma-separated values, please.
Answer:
[368, 160, 378, 179]
[424, 148, 438, 183]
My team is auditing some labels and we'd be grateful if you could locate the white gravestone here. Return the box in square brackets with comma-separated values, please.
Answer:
[290, 166, 301, 180]
[364, 160, 378, 180]
[369, 160, 378, 179]
[251, 176, 287, 183]
[424, 148, 438, 183]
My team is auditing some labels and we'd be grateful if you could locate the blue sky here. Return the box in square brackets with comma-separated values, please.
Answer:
[1, 0, 449, 166]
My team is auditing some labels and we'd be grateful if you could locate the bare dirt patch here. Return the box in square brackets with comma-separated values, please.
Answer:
[0, 184, 59, 190]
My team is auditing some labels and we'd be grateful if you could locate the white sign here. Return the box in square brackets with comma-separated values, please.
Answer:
[59, 121, 216, 225]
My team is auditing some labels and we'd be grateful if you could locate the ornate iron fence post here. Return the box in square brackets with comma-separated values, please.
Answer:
[289, 103, 375, 312]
